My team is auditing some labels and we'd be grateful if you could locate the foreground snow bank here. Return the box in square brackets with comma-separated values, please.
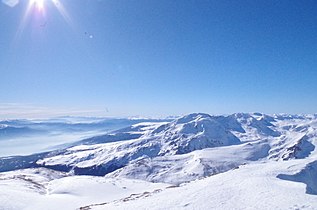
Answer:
[0, 168, 170, 210]
[278, 160, 317, 195]
[90, 161, 317, 210]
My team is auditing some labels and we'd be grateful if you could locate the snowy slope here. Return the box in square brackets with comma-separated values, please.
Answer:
[0, 113, 311, 181]
[106, 140, 270, 184]
[35, 113, 245, 175]
[89, 159, 317, 210]
[0, 168, 170, 210]
[1, 160, 317, 210]
[34, 112, 312, 180]
[0, 113, 317, 210]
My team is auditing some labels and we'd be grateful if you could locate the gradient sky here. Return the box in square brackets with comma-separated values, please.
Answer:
[0, 0, 316, 118]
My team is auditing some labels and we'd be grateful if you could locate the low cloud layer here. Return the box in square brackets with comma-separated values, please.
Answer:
[0, 103, 107, 119]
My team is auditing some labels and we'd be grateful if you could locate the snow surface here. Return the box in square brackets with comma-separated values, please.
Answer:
[0, 168, 169, 210]
[0, 113, 317, 209]
[91, 160, 317, 210]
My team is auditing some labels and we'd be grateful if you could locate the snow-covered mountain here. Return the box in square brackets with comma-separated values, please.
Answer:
[0, 117, 170, 157]
[0, 113, 317, 209]
[34, 113, 246, 175]
[2, 113, 316, 177]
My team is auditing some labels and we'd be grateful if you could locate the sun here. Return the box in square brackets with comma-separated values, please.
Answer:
[14, 0, 73, 44]
[30, 0, 45, 11]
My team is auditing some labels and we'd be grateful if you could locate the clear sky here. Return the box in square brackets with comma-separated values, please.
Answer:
[0, 0, 316, 118]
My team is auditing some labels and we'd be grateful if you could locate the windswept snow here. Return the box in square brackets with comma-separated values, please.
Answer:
[106, 140, 270, 184]
[35, 113, 245, 175]
[0, 113, 317, 209]
[0, 168, 169, 210]
[90, 160, 317, 210]
[33, 112, 310, 180]
[278, 160, 317, 195]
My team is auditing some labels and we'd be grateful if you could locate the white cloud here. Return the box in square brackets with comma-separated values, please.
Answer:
[0, 103, 108, 119]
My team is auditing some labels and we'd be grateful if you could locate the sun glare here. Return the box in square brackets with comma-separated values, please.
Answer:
[14, 0, 72, 43]
[30, 0, 45, 11]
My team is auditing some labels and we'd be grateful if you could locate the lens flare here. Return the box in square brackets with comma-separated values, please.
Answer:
[51, 0, 73, 26]
[14, 0, 73, 44]
[30, 0, 44, 11]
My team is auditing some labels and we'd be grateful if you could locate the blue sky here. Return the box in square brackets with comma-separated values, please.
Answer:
[0, 0, 316, 118]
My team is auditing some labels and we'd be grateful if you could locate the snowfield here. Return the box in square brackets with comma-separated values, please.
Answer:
[91, 160, 317, 210]
[0, 113, 317, 209]
[0, 168, 169, 210]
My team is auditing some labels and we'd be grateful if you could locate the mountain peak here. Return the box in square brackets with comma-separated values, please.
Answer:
[148, 113, 241, 155]
[173, 113, 212, 124]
